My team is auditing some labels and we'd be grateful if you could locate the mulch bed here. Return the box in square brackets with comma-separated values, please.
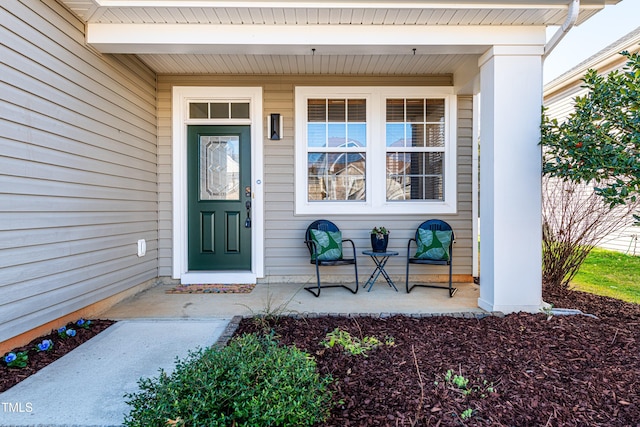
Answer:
[235, 287, 640, 426]
[1, 290, 638, 426]
[0, 319, 115, 393]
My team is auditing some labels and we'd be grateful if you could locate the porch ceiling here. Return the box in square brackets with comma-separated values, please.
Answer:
[58, 0, 612, 75]
[135, 52, 477, 74]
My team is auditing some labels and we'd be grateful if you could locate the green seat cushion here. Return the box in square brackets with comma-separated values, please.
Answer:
[310, 229, 343, 261]
[415, 229, 452, 261]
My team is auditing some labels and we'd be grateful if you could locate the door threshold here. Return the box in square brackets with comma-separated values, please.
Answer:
[181, 272, 257, 285]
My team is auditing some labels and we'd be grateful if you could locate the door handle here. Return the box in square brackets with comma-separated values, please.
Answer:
[245, 201, 251, 228]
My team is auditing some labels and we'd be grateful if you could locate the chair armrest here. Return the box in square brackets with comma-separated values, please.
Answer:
[305, 239, 320, 263]
[407, 238, 416, 259]
[342, 238, 357, 260]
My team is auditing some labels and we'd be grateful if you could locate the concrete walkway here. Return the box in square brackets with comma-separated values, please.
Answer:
[102, 281, 484, 319]
[0, 319, 232, 427]
[0, 281, 485, 426]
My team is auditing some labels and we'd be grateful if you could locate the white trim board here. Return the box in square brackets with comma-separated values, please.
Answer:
[172, 86, 264, 284]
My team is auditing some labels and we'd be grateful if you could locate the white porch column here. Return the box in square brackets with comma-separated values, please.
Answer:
[478, 46, 544, 313]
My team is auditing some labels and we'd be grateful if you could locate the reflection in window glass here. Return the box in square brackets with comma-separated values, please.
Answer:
[308, 124, 327, 148]
[231, 103, 250, 119]
[348, 99, 366, 122]
[386, 98, 446, 201]
[406, 99, 424, 123]
[307, 99, 367, 147]
[296, 87, 455, 214]
[210, 103, 229, 119]
[409, 124, 425, 148]
[305, 98, 367, 201]
[426, 124, 445, 147]
[189, 103, 208, 119]
[386, 152, 443, 201]
[328, 123, 346, 147]
[210, 102, 229, 119]
[308, 99, 326, 122]
[308, 153, 366, 201]
[347, 124, 366, 147]
[386, 123, 405, 147]
[189, 102, 251, 120]
[328, 99, 346, 122]
[426, 99, 445, 122]
[386, 99, 404, 122]
[209, 102, 229, 119]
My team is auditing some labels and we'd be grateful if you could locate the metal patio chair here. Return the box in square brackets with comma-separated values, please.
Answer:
[406, 219, 457, 297]
[304, 219, 359, 297]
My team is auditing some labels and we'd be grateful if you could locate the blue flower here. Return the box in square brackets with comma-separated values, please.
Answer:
[57, 326, 69, 338]
[37, 339, 53, 352]
[66, 329, 76, 337]
[4, 351, 28, 368]
[76, 319, 91, 329]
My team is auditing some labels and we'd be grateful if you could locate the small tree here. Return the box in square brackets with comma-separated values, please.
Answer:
[541, 50, 640, 290]
[543, 50, 640, 208]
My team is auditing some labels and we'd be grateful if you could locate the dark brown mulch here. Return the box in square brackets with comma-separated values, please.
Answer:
[0, 319, 115, 393]
[236, 288, 640, 426]
[1, 291, 638, 426]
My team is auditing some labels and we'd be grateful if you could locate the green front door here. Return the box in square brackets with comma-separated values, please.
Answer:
[187, 125, 251, 270]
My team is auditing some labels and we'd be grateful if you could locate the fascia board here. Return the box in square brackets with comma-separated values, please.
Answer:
[87, 23, 546, 54]
[92, 1, 612, 8]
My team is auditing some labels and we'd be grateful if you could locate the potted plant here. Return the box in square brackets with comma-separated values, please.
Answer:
[370, 226, 389, 252]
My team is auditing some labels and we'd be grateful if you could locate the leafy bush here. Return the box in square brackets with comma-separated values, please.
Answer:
[124, 333, 333, 427]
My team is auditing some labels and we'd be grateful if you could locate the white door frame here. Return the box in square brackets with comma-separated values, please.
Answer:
[172, 86, 264, 284]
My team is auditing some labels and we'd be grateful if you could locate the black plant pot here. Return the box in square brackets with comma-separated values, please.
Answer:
[371, 234, 389, 252]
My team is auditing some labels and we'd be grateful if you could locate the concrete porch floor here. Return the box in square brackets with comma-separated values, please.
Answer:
[100, 280, 485, 319]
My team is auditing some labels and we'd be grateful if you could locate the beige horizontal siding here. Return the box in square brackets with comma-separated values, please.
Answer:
[158, 74, 473, 281]
[599, 226, 640, 255]
[544, 85, 586, 123]
[0, 1, 158, 343]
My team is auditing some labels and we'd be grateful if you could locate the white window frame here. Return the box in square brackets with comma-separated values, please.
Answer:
[295, 86, 457, 215]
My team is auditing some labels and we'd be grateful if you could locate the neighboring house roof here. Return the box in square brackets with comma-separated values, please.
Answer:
[544, 25, 640, 97]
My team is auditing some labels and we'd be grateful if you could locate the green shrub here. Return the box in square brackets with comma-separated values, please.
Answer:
[124, 333, 333, 427]
[320, 328, 392, 356]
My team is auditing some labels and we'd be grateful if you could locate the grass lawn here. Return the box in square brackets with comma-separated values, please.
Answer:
[571, 247, 640, 304]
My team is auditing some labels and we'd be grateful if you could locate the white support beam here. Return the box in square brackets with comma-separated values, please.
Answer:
[86, 23, 546, 54]
[478, 45, 544, 313]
